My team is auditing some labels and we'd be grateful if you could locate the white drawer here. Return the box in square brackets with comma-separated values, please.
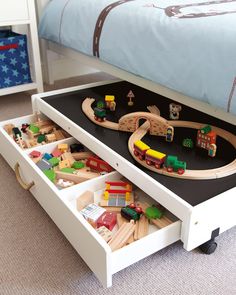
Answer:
[0, 0, 29, 23]
[0, 113, 181, 287]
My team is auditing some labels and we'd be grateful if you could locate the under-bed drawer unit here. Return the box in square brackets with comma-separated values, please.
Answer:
[31, 80, 236, 253]
[1, 80, 235, 287]
[0, 112, 181, 288]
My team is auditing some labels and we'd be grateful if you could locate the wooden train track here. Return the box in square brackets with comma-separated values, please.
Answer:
[128, 120, 236, 179]
[82, 98, 236, 180]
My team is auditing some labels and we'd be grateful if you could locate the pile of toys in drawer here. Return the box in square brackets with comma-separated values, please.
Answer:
[3, 116, 70, 149]
[28, 141, 114, 189]
[77, 183, 173, 251]
[3, 116, 114, 190]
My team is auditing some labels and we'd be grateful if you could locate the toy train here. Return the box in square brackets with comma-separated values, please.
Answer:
[134, 140, 186, 175]
[94, 107, 106, 122]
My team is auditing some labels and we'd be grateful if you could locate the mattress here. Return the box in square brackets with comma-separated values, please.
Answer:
[38, 0, 236, 116]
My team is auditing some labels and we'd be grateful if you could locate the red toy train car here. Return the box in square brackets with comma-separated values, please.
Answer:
[133, 140, 186, 175]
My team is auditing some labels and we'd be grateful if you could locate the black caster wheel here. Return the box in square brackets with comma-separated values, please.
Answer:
[199, 240, 217, 254]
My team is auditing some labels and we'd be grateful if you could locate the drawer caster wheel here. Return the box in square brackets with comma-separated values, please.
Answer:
[199, 239, 217, 254]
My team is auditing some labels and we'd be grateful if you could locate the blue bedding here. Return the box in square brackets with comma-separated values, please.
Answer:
[39, 0, 236, 115]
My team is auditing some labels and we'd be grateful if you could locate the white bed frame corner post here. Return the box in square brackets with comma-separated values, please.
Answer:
[36, 0, 99, 85]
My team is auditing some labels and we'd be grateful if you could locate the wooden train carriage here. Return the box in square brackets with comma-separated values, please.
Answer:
[94, 107, 106, 121]
[121, 206, 141, 221]
[145, 149, 166, 169]
[165, 155, 186, 175]
[133, 140, 150, 160]
[86, 156, 113, 173]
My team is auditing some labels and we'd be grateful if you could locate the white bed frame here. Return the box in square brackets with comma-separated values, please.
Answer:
[37, 0, 236, 126]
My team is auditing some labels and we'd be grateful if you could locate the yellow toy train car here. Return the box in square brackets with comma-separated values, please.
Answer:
[133, 140, 186, 174]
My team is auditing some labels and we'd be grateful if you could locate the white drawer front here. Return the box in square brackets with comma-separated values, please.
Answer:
[0, 113, 181, 288]
[0, 0, 29, 23]
[0, 114, 113, 286]
[110, 221, 181, 274]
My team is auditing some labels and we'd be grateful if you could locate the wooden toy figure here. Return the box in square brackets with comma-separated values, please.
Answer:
[169, 103, 182, 120]
[126, 90, 135, 106]
[105, 95, 116, 111]
[165, 126, 174, 142]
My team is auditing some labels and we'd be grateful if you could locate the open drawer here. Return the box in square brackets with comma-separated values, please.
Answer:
[0, 113, 181, 287]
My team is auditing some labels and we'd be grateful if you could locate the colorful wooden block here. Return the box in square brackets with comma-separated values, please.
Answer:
[48, 157, 60, 167]
[59, 159, 71, 170]
[76, 191, 94, 211]
[43, 169, 56, 182]
[36, 159, 52, 171]
[58, 143, 68, 153]
[97, 212, 117, 231]
[96, 226, 113, 242]
[51, 148, 62, 158]
[80, 204, 106, 223]
[29, 150, 41, 158]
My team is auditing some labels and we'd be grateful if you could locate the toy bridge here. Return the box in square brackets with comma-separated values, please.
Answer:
[104, 181, 132, 201]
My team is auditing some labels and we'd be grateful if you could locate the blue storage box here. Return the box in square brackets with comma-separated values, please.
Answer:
[0, 30, 32, 89]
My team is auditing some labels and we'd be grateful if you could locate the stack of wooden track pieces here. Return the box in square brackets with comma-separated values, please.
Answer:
[76, 187, 173, 252]
[4, 117, 70, 149]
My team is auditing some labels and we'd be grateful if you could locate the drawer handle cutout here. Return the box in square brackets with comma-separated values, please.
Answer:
[14, 162, 35, 191]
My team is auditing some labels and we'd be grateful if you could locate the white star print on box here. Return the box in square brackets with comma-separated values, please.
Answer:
[0, 30, 32, 88]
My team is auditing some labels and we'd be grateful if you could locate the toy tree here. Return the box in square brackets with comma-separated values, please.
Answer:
[97, 101, 105, 109]
[126, 90, 135, 106]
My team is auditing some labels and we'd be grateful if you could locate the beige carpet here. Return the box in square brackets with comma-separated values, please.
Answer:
[0, 73, 235, 295]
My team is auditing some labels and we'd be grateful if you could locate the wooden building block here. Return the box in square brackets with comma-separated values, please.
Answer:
[58, 143, 68, 153]
[97, 212, 117, 231]
[4, 124, 15, 135]
[76, 191, 94, 211]
[72, 152, 94, 161]
[51, 148, 62, 158]
[59, 159, 71, 170]
[80, 204, 106, 223]
[61, 152, 75, 166]
[55, 170, 99, 183]
[34, 119, 53, 128]
[29, 150, 41, 158]
[31, 156, 42, 164]
[27, 129, 39, 139]
[45, 133, 57, 143]
[96, 226, 113, 242]
[40, 124, 56, 134]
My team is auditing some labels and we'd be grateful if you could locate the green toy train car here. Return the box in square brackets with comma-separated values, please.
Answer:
[94, 107, 106, 122]
[121, 204, 143, 221]
[165, 155, 186, 175]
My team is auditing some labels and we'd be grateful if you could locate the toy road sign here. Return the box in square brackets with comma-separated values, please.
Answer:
[126, 90, 135, 106]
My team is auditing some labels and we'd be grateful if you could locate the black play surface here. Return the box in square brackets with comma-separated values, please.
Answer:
[42, 81, 236, 206]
